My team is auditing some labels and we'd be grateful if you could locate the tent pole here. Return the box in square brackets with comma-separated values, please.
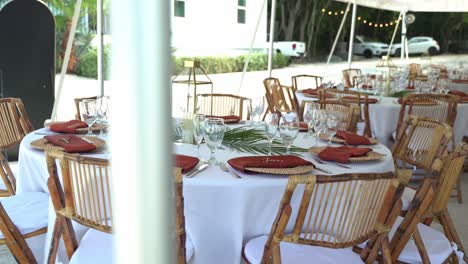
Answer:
[327, 3, 351, 64]
[239, 0, 267, 94]
[267, 0, 277, 77]
[400, 10, 406, 62]
[347, 2, 357, 69]
[51, 0, 83, 121]
[386, 11, 403, 57]
[97, 0, 104, 96]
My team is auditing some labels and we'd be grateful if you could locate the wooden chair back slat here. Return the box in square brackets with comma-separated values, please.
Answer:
[74, 96, 98, 121]
[342, 69, 362, 89]
[196, 93, 251, 120]
[291, 75, 323, 91]
[317, 100, 358, 133]
[393, 116, 452, 173]
[0, 98, 33, 150]
[264, 78, 299, 115]
[261, 173, 400, 263]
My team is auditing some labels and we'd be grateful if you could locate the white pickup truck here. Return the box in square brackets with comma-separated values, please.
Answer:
[273, 41, 306, 57]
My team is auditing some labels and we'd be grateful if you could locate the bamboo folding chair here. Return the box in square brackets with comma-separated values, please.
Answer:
[396, 93, 459, 140]
[0, 98, 34, 196]
[319, 89, 373, 137]
[196, 93, 251, 120]
[392, 116, 452, 178]
[317, 100, 359, 133]
[342, 69, 362, 89]
[46, 150, 113, 264]
[264, 78, 300, 116]
[74, 96, 98, 121]
[243, 172, 400, 264]
[291, 75, 323, 91]
[173, 168, 194, 264]
[401, 148, 467, 262]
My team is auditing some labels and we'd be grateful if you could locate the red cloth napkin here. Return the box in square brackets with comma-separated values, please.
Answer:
[335, 130, 371, 145]
[452, 79, 468, 84]
[44, 135, 96, 153]
[299, 122, 308, 131]
[449, 90, 468, 97]
[206, 115, 241, 123]
[302, 88, 319, 95]
[228, 155, 313, 173]
[49, 120, 88, 134]
[318, 146, 372, 164]
[406, 85, 415, 90]
[397, 98, 403, 104]
[175, 154, 200, 173]
[342, 96, 378, 104]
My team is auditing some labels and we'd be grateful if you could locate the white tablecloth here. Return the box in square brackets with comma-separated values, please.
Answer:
[450, 80, 468, 93]
[17, 128, 110, 264]
[296, 92, 468, 147]
[17, 127, 394, 264]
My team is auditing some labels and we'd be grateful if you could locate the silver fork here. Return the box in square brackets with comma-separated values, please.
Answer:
[312, 157, 351, 169]
[219, 163, 242, 179]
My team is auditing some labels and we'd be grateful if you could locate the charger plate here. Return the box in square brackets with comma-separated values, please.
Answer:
[245, 165, 315, 175]
[30, 136, 105, 151]
[309, 146, 384, 163]
[318, 133, 378, 145]
[45, 122, 108, 134]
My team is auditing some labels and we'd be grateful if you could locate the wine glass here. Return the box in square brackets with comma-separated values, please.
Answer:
[312, 109, 325, 146]
[96, 96, 110, 137]
[264, 113, 279, 155]
[80, 99, 98, 135]
[325, 112, 339, 145]
[303, 103, 318, 138]
[193, 114, 206, 160]
[203, 118, 225, 165]
[279, 112, 299, 155]
[249, 97, 265, 126]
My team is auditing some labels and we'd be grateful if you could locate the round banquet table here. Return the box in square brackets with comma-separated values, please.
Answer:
[450, 80, 468, 93]
[17, 127, 394, 264]
[296, 92, 468, 147]
[16, 128, 110, 264]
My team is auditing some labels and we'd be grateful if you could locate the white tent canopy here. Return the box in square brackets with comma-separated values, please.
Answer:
[336, 0, 468, 12]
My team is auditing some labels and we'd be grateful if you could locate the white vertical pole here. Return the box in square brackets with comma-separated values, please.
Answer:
[347, 3, 357, 69]
[401, 10, 406, 61]
[97, 0, 104, 96]
[50, 0, 82, 121]
[386, 11, 403, 57]
[267, 0, 277, 77]
[112, 0, 173, 263]
[327, 3, 351, 64]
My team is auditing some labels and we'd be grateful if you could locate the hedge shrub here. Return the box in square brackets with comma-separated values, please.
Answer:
[76, 45, 111, 80]
[172, 53, 289, 74]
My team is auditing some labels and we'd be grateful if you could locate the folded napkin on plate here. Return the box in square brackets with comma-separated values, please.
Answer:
[406, 85, 415, 90]
[302, 88, 319, 95]
[449, 90, 468, 97]
[335, 130, 371, 145]
[318, 146, 372, 164]
[206, 115, 241, 123]
[49, 120, 88, 134]
[44, 135, 96, 153]
[228, 155, 313, 173]
[452, 79, 468, 84]
[175, 154, 200, 173]
[299, 122, 308, 130]
[342, 96, 378, 104]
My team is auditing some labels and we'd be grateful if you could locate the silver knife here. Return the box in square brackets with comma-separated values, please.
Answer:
[186, 163, 209, 178]
[314, 166, 332, 174]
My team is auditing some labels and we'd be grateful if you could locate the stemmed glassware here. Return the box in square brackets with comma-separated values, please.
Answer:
[303, 103, 318, 138]
[279, 112, 299, 155]
[312, 109, 325, 146]
[193, 114, 206, 160]
[80, 99, 98, 136]
[96, 96, 110, 137]
[325, 112, 339, 145]
[249, 97, 265, 126]
[203, 117, 225, 165]
[264, 113, 279, 155]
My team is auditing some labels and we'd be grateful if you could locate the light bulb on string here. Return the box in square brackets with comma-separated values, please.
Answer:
[357, 16, 361, 20]
[328, 11, 332, 15]
[369, 22, 372, 26]
[322, 8, 325, 12]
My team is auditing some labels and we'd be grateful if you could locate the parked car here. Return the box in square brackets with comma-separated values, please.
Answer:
[390, 36, 440, 56]
[273, 41, 306, 57]
[353, 35, 389, 58]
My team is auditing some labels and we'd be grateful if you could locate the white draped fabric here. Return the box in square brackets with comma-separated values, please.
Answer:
[17, 127, 394, 264]
[296, 93, 468, 147]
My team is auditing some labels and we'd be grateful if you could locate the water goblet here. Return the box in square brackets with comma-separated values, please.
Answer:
[193, 114, 206, 160]
[303, 104, 318, 138]
[312, 109, 325, 146]
[264, 113, 279, 155]
[80, 99, 98, 136]
[96, 96, 110, 137]
[325, 112, 339, 145]
[279, 112, 299, 155]
[249, 96, 265, 126]
[203, 118, 225, 165]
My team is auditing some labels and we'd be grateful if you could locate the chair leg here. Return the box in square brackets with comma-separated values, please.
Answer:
[47, 216, 64, 264]
[438, 210, 468, 263]
[456, 176, 463, 204]
[381, 236, 392, 264]
[413, 227, 431, 264]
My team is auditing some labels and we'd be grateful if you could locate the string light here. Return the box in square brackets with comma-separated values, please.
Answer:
[340, 10, 344, 14]
[363, 20, 367, 23]
[357, 16, 361, 20]
[320, 7, 400, 29]
[334, 12, 338, 15]
[369, 22, 373, 26]
[322, 8, 326, 12]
